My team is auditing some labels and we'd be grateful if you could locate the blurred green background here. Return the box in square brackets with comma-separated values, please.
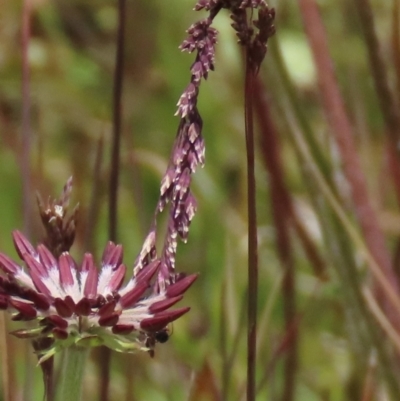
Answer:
[1, 0, 399, 400]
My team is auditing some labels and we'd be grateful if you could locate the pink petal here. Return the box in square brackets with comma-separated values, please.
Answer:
[107, 264, 126, 292]
[119, 281, 149, 308]
[9, 299, 37, 320]
[58, 253, 76, 288]
[98, 300, 117, 317]
[23, 254, 51, 296]
[102, 242, 123, 269]
[0, 253, 20, 274]
[64, 295, 76, 312]
[140, 307, 190, 332]
[24, 253, 47, 277]
[135, 260, 160, 284]
[75, 298, 91, 316]
[12, 230, 37, 260]
[54, 297, 73, 318]
[166, 273, 198, 297]
[26, 289, 50, 311]
[149, 295, 183, 313]
[37, 245, 57, 271]
[82, 253, 98, 298]
[98, 312, 119, 327]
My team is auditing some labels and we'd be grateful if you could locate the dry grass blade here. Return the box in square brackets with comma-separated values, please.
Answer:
[362, 287, 400, 356]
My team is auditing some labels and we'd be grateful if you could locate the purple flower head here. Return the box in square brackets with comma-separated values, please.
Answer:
[0, 229, 197, 363]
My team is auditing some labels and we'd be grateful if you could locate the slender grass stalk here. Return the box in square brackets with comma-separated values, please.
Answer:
[223, 248, 249, 401]
[269, 27, 400, 396]
[56, 346, 88, 401]
[101, 1, 126, 400]
[84, 136, 105, 397]
[298, 0, 400, 329]
[290, 215, 328, 280]
[353, 0, 400, 145]
[287, 106, 400, 320]
[268, 39, 400, 313]
[21, 0, 32, 237]
[386, 145, 400, 211]
[392, 0, 400, 101]
[284, 104, 400, 397]
[84, 136, 104, 252]
[360, 353, 377, 401]
[228, 292, 247, 401]
[267, 46, 385, 383]
[268, 40, 333, 182]
[256, 272, 284, 359]
[109, 0, 126, 243]
[362, 287, 400, 354]
[220, 282, 229, 400]
[254, 76, 328, 281]
[21, 1, 37, 400]
[253, 76, 297, 401]
[244, 48, 258, 401]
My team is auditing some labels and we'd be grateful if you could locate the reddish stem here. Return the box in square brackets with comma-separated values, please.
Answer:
[245, 50, 258, 401]
[21, 0, 32, 237]
[109, 0, 126, 243]
[101, 1, 126, 400]
[253, 77, 297, 401]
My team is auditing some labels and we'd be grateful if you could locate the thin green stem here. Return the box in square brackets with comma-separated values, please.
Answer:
[56, 346, 88, 401]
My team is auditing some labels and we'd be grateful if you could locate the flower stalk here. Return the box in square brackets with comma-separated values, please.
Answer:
[56, 346, 88, 401]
